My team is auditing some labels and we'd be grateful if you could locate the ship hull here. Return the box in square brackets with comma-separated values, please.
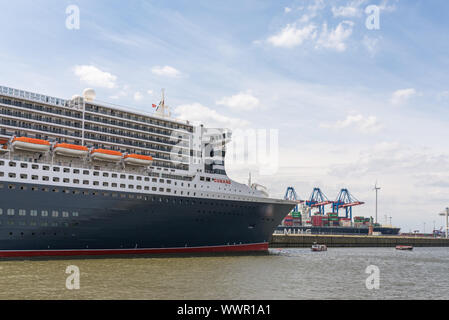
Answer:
[0, 182, 295, 257]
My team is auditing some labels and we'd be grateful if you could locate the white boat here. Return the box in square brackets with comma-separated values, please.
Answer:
[54, 143, 89, 157]
[12, 137, 50, 152]
[124, 154, 153, 166]
[90, 149, 123, 162]
[311, 242, 327, 252]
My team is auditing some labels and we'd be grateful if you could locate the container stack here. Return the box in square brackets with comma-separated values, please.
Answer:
[312, 215, 323, 227]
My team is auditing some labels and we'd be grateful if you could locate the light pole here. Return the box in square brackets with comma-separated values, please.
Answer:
[439, 207, 449, 238]
[374, 183, 381, 224]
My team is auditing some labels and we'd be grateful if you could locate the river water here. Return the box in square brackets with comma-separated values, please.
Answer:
[0, 247, 448, 300]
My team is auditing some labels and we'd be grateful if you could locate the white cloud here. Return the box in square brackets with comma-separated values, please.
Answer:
[134, 91, 143, 101]
[151, 65, 181, 77]
[147, 90, 153, 95]
[332, 6, 360, 17]
[307, 0, 326, 13]
[391, 88, 417, 105]
[331, 0, 367, 17]
[173, 103, 249, 129]
[216, 91, 260, 111]
[315, 21, 354, 52]
[284, 7, 292, 13]
[267, 23, 317, 48]
[73, 65, 117, 89]
[320, 114, 382, 133]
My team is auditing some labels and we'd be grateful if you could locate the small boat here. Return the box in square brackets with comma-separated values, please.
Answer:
[124, 154, 153, 166]
[90, 149, 123, 162]
[12, 137, 50, 152]
[311, 242, 327, 252]
[396, 245, 413, 251]
[54, 143, 89, 157]
[0, 144, 8, 153]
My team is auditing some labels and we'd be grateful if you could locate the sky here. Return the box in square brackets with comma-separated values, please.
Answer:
[0, 0, 448, 232]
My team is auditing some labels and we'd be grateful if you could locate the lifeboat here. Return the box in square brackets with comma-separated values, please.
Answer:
[54, 143, 89, 158]
[124, 154, 153, 166]
[0, 144, 8, 153]
[91, 149, 122, 162]
[12, 137, 50, 152]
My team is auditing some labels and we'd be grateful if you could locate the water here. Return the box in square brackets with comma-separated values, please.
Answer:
[0, 247, 448, 300]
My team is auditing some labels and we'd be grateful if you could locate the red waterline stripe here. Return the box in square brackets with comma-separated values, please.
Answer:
[0, 243, 268, 258]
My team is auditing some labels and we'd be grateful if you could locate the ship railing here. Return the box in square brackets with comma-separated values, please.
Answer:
[0, 85, 68, 108]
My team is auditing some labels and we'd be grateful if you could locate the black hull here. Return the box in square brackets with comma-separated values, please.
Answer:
[0, 182, 295, 256]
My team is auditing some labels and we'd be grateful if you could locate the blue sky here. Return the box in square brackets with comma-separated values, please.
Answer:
[1, 0, 448, 232]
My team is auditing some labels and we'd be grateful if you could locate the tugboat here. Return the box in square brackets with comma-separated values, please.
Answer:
[311, 242, 327, 252]
[395, 245, 413, 251]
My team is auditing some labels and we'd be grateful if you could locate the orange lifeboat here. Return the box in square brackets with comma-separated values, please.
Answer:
[124, 154, 153, 166]
[0, 144, 8, 153]
[12, 137, 50, 152]
[91, 149, 123, 162]
[54, 143, 89, 158]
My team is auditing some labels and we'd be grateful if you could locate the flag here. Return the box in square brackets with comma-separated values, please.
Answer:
[152, 104, 157, 108]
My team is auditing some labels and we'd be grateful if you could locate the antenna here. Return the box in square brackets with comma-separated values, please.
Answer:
[155, 88, 170, 118]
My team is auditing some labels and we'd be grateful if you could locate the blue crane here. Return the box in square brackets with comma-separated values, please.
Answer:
[305, 187, 333, 215]
[332, 188, 364, 220]
[284, 186, 300, 213]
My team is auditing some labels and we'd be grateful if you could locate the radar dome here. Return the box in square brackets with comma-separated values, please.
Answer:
[83, 88, 96, 101]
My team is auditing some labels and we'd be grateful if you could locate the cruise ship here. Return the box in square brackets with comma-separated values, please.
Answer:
[0, 85, 295, 257]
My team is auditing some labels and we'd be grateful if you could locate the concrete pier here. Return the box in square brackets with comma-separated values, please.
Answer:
[270, 234, 449, 248]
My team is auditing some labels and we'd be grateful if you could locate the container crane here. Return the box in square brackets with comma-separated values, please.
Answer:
[332, 188, 365, 220]
[306, 187, 333, 215]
